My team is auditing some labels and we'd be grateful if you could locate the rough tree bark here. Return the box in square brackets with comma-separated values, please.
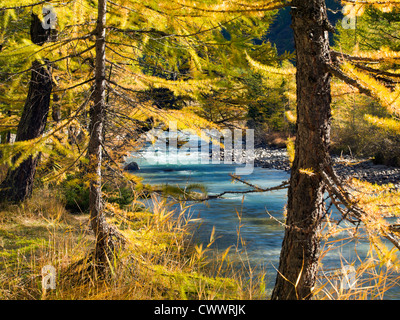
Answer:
[89, 0, 115, 265]
[271, 0, 333, 300]
[0, 14, 53, 202]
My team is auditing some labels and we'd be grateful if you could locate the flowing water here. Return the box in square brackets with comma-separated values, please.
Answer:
[129, 134, 400, 298]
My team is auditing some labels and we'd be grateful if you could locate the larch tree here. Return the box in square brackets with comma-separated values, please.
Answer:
[0, 11, 56, 202]
[2, 0, 399, 296]
[261, 0, 400, 299]
[88, 0, 114, 265]
[334, 4, 400, 165]
[178, 0, 337, 300]
[181, 0, 400, 300]
[270, 0, 334, 300]
[0, 0, 278, 266]
[87, 0, 279, 264]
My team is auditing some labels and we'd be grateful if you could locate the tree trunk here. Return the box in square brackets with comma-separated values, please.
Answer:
[271, 0, 332, 300]
[0, 111, 12, 145]
[0, 13, 55, 202]
[0, 61, 52, 202]
[89, 0, 114, 265]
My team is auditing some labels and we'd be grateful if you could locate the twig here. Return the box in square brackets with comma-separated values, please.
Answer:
[327, 63, 373, 96]
[198, 179, 289, 201]
[321, 163, 400, 251]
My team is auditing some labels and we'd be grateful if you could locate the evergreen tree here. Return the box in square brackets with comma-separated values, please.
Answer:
[1, 0, 400, 298]
[333, 5, 400, 165]
[270, 0, 334, 300]
[185, 0, 400, 299]
[0, 0, 278, 266]
[0, 12, 55, 202]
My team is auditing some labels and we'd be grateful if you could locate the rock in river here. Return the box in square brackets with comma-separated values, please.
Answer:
[124, 161, 140, 171]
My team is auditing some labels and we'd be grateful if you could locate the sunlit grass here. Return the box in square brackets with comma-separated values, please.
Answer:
[314, 215, 400, 300]
[0, 188, 266, 300]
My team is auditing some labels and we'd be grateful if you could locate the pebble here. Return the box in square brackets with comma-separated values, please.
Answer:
[219, 146, 400, 189]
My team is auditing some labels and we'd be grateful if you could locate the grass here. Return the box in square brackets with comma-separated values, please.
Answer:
[315, 252, 400, 300]
[313, 217, 400, 300]
[0, 187, 266, 300]
[4, 177, 398, 300]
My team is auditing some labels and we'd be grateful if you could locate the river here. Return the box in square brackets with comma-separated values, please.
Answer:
[129, 133, 400, 299]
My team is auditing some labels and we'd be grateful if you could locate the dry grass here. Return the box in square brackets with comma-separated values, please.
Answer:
[2, 185, 399, 299]
[0, 188, 265, 300]
[314, 219, 400, 300]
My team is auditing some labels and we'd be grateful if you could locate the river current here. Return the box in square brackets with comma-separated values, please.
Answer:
[129, 134, 400, 299]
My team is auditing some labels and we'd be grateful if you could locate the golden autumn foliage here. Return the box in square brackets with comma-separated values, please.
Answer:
[2, 0, 400, 301]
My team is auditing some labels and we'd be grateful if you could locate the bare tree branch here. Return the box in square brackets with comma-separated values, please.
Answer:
[327, 63, 373, 96]
[331, 50, 400, 63]
[200, 175, 289, 200]
[321, 163, 400, 252]
[0, 1, 48, 11]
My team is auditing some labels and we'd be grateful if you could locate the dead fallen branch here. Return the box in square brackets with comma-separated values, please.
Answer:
[201, 174, 289, 200]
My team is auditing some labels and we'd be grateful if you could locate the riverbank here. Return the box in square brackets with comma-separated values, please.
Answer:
[131, 139, 400, 188]
[250, 146, 400, 188]
[133, 151, 400, 300]
[0, 188, 259, 300]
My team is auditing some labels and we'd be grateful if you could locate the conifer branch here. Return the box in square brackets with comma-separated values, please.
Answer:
[26, 34, 92, 55]
[327, 63, 373, 96]
[53, 78, 94, 93]
[331, 50, 400, 63]
[0, 45, 95, 78]
[106, 79, 142, 96]
[108, 0, 169, 17]
[106, 27, 169, 38]
[107, 16, 240, 39]
[201, 175, 289, 200]
[321, 164, 400, 252]
[353, 62, 400, 79]
[0, 1, 48, 11]
[174, 0, 290, 13]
